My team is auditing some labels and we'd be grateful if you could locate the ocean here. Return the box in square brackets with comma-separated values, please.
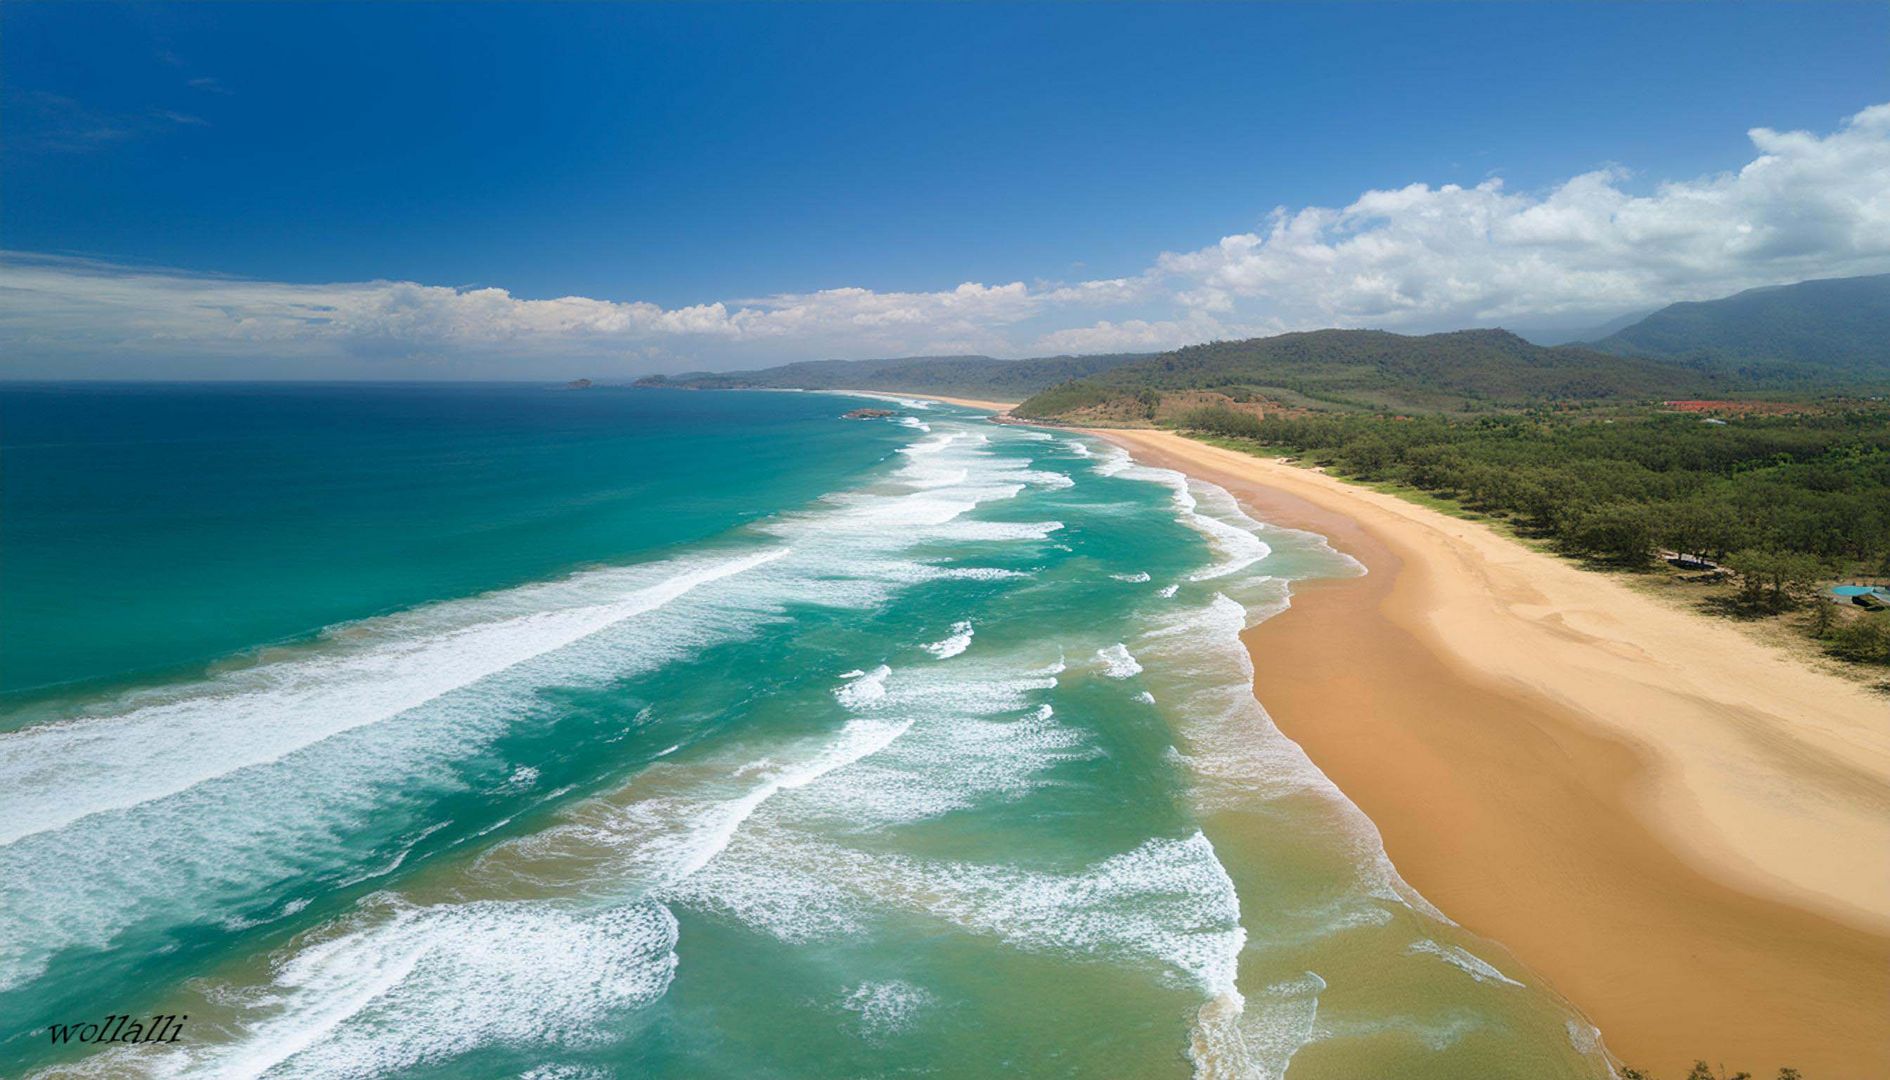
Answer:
[0, 383, 1611, 1078]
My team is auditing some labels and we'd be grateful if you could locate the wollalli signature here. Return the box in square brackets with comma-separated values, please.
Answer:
[47, 1014, 186, 1045]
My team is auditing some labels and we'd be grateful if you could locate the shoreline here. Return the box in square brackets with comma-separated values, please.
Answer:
[1093, 428, 1890, 1078]
[832, 389, 1023, 412]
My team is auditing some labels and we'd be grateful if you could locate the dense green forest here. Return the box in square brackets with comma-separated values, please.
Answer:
[1174, 403, 1890, 665]
[1015, 329, 1723, 417]
[1592, 273, 1890, 384]
[637, 352, 1149, 399]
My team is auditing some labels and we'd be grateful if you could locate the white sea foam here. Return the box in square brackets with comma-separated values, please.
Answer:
[1159, 583, 1181, 598]
[1111, 571, 1152, 583]
[1097, 643, 1143, 678]
[183, 900, 678, 1080]
[672, 830, 1246, 994]
[783, 666, 1081, 825]
[1189, 971, 1325, 1080]
[922, 620, 974, 658]
[332, 820, 453, 889]
[0, 548, 787, 849]
[172, 728, 906, 1077]
[1092, 448, 1272, 581]
[1312, 1011, 1484, 1054]
[519, 1066, 614, 1080]
[1566, 1018, 1607, 1058]
[218, 895, 314, 933]
[747, 423, 1070, 614]
[937, 566, 1030, 581]
[841, 980, 937, 1037]
[11, 408, 1464, 1079]
[0, 549, 798, 991]
[1133, 592, 1448, 924]
[840, 391, 933, 411]
[0, 413, 1066, 990]
[1407, 939, 1525, 988]
[12, 411, 1222, 1077]
[1182, 488, 1273, 582]
[834, 665, 892, 709]
[661, 718, 916, 886]
[1092, 445, 1134, 476]
[489, 711, 919, 900]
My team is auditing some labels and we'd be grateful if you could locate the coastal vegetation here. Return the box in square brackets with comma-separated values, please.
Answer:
[1169, 402, 1890, 667]
[1015, 328, 1725, 416]
[1619, 1063, 1802, 1080]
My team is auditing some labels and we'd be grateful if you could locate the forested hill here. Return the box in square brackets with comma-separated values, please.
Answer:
[1589, 273, 1890, 381]
[636, 352, 1150, 400]
[1014, 328, 1719, 420]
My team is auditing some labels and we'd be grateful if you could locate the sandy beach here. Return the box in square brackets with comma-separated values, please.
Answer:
[1091, 427, 1890, 1079]
[841, 390, 1023, 413]
[918, 393, 1023, 411]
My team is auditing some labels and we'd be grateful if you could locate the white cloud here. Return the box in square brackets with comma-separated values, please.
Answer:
[1157, 103, 1890, 329]
[4, 102, 1888, 377]
[1029, 314, 1239, 356]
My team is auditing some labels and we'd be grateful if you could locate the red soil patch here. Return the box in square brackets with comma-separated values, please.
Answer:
[1663, 400, 1814, 416]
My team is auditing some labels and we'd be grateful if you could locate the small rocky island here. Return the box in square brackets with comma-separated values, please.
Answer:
[564, 378, 593, 390]
[841, 407, 896, 419]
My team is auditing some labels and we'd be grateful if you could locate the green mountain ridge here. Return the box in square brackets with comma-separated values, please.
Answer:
[1588, 273, 1890, 382]
[638, 274, 1888, 418]
[1015, 328, 1720, 419]
[1016, 274, 1890, 421]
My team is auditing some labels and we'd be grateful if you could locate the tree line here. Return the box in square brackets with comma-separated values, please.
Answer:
[1620, 1065, 1803, 1080]
[1175, 404, 1890, 665]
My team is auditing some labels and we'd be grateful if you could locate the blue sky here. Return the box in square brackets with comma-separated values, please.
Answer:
[3, 2, 1888, 377]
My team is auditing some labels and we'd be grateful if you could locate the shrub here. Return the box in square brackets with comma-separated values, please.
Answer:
[1827, 615, 1890, 665]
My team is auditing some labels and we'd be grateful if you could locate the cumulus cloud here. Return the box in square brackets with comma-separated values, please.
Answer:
[4, 102, 1887, 377]
[1029, 315, 1237, 356]
[1158, 103, 1890, 329]
[0, 257, 1086, 376]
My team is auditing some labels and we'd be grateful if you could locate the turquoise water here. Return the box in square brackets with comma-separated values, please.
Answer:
[0, 385, 1612, 1078]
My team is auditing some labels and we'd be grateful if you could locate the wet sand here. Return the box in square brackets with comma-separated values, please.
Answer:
[1098, 428, 1890, 1080]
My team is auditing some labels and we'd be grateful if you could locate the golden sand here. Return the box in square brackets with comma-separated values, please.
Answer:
[1097, 428, 1890, 1079]
[903, 393, 1023, 412]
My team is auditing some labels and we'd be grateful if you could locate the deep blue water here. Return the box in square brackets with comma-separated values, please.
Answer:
[0, 383, 900, 704]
